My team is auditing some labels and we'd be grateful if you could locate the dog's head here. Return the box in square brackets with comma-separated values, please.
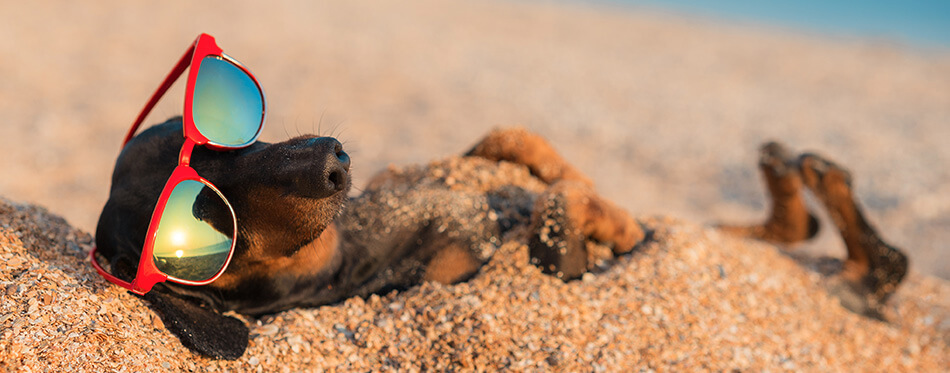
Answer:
[95, 117, 351, 358]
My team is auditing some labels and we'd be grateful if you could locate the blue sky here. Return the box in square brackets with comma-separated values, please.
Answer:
[590, 0, 950, 48]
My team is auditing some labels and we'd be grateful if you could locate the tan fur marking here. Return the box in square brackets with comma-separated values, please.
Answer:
[554, 181, 644, 255]
[800, 156, 870, 281]
[423, 244, 481, 284]
[210, 225, 340, 291]
[468, 127, 594, 187]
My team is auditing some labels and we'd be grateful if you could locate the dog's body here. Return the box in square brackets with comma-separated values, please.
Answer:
[96, 118, 642, 357]
[96, 117, 907, 359]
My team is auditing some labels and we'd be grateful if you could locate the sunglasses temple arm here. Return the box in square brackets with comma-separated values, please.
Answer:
[89, 246, 136, 292]
[123, 43, 197, 147]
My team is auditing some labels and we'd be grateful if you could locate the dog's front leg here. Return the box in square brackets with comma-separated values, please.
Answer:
[528, 180, 645, 280]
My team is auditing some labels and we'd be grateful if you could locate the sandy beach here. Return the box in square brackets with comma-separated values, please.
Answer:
[1, 0, 949, 370]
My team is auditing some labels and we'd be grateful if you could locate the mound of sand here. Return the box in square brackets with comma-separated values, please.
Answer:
[2, 196, 947, 371]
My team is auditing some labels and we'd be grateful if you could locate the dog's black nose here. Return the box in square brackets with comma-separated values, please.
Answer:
[326, 139, 350, 192]
[310, 137, 349, 195]
[281, 136, 351, 199]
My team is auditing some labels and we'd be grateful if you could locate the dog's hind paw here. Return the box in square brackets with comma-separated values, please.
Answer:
[799, 152, 909, 311]
[719, 141, 819, 245]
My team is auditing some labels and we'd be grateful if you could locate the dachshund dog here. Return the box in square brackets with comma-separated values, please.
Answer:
[94, 117, 644, 358]
[95, 118, 907, 359]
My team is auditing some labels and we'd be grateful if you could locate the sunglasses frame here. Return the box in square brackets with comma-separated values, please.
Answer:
[90, 33, 265, 295]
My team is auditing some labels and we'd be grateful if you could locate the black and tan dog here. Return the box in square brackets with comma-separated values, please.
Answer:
[95, 118, 907, 359]
[95, 117, 644, 358]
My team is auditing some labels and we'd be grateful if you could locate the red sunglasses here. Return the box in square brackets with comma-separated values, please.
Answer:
[91, 33, 266, 295]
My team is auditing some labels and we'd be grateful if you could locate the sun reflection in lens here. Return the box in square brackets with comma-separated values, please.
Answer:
[171, 230, 187, 247]
[151, 180, 235, 282]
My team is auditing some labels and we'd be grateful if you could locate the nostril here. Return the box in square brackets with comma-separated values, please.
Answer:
[337, 151, 351, 172]
[328, 169, 346, 191]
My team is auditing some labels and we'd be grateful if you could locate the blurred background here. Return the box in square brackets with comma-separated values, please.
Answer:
[0, 1, 948, 278]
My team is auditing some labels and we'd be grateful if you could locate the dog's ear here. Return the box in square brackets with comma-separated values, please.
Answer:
[105, 252, 248, 358]
[144, 289, 248, 360]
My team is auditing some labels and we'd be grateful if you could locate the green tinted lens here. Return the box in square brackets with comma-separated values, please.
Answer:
[192, 56, 263, 147]
[152, 180, 234, 282]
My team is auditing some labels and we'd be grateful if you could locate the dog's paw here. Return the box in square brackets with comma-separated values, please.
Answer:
[799, 152, 909, 315]
[528, 182, 589, 280]
[798, 152, 854, 208]
[466, 127, 594, 187]
[145, 290, 249, 360]
[719, 141, 819, 245]
[528, 181, 644, 280]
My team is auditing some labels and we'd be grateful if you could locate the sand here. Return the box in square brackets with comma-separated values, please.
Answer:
[1, 0, 949, 371]
[2, 196, 948, 371]
[0, 193, 950, 372]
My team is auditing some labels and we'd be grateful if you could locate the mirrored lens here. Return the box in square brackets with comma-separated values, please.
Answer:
[152, 180, 234, 282]
[193, 56, 264, 147]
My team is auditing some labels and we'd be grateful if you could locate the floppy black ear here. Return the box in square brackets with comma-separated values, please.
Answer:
[144, 290, 248, 360]
[103, 250, 248, 359]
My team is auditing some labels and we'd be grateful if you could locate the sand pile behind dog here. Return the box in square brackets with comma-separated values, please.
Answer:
[2, 196, 948, 371]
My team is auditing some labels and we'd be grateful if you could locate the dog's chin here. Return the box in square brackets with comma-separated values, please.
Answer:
[289, 175, 351, 201]
[290, 173, 351, 225]
[296, 187, 349, 242]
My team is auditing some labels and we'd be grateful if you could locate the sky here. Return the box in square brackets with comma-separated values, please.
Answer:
[590, 0, 950, 48]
